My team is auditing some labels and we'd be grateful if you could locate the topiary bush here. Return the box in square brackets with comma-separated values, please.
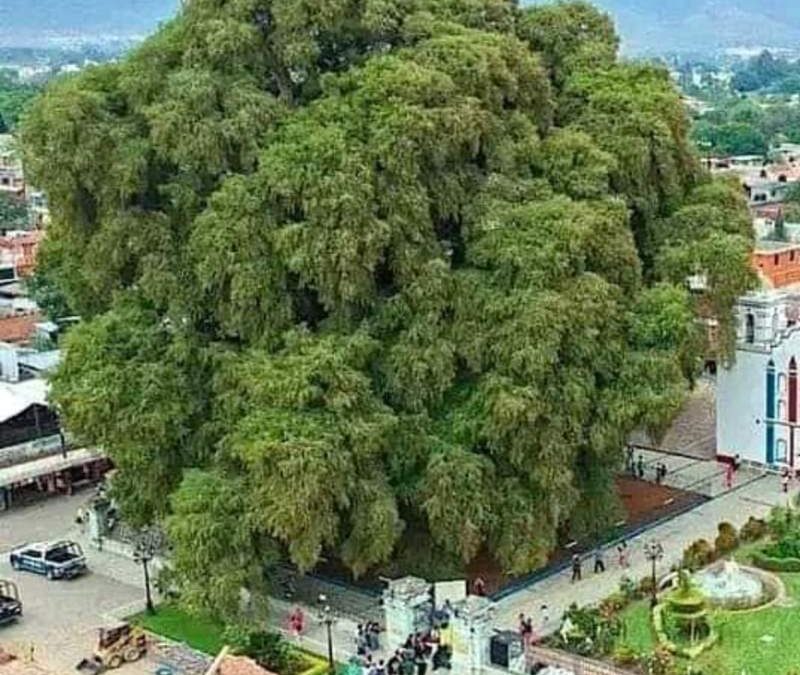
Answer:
[714, 522, 738, 556]
[740, 516, 768, 542]
[682, 539, 715, 571]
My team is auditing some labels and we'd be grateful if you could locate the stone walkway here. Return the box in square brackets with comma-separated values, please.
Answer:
[493, 468, 792, 632]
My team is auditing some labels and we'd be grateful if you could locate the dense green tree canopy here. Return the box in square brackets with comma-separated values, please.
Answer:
[24, 0, 754, 610]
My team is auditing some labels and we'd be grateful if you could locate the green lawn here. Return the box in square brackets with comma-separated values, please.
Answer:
[694, 573, 800, 675]
[617, 601, 656, 653]
[130, 605, 226, 655]
[130, 605, 330, 675]
[614, 571, 800, 675]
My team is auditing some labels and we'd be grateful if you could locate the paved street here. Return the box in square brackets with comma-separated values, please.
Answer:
[0, 464, 794, 674]
[0, 492, 146, 675]
[0, 492, 368, 674]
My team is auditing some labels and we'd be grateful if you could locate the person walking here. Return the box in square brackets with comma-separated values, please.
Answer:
[593, 548, 606, 574]
[782, 468, 790, 494]
[724, 462, 734, 490]
[637, 455, 645, 480]
[518, 613, 533, 648]
[571, 554, 582, 583]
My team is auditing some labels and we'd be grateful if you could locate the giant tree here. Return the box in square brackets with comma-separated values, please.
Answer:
[23, 0, 754, 614]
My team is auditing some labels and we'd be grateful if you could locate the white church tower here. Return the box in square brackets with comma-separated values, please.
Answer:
[717, 290, 800, 470]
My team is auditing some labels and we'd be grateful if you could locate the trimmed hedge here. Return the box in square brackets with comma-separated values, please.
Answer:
[300, 663, 329, 675]
[296, 650, 329, 675]
[751, 550, 800, 572]
[652, 604, 717, 660]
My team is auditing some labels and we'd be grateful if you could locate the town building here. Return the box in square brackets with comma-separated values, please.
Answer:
[0, 344, 107, 509]
[753, 241, 800, 288]
[0, 230, 42, 278]
[717, 291, 800, 471]
[0, 135, 25, 198]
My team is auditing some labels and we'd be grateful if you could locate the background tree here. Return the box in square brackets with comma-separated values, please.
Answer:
[0, 193, 28, 230]
[24, 0, 754, 617]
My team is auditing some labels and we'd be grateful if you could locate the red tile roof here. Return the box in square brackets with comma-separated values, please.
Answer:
[219, 656, 277, 675]
[0, 313, 39, 344]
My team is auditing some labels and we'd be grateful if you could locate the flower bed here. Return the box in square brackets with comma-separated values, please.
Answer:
[651, 603, 718, 660]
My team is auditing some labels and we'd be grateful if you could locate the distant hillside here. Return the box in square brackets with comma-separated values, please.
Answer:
[0, 0, 179, 48]
[4, 1, 800, 55]
[525, 1, 800, 55]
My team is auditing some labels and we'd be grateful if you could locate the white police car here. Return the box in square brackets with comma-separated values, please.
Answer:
[9, 540, 87, 580]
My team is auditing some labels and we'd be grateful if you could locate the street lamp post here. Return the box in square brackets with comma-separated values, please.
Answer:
[318, 594, 337, 674]
[644, 541, 664, 608]
[133, 528, 158, 615]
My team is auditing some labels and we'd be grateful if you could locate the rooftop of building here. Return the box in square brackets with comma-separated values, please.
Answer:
[755, 239, 799, 252]
[0, 377, 48, 425]
[219, 656, 276, 675]
[18, 350, 60, 373]
[0, 314, 39, 344]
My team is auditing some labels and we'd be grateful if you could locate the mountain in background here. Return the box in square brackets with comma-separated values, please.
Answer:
[2, 1, 800, 55]
[0, 0, 179, 48]
[526, 1, 800, 55]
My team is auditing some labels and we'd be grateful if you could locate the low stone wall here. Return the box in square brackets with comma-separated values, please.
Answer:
[525, 646, 634, 675]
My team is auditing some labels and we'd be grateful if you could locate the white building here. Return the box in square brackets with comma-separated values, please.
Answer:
[0, 135, 24, 198]
[717, 291, 800, 470]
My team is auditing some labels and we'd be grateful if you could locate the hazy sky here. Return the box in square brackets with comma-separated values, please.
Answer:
[0, 0, 180, 46]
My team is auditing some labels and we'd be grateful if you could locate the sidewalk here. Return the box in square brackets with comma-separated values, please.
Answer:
[493, 471, 791, 632]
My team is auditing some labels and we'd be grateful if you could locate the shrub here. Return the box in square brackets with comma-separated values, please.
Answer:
[641, 645, 676, 675]
[764, 532, 800, 559]
[612, 644, 638, 666]
[682, 539, 714, 571]
[638, 575, 656, 595]
[714, 522, 739, 556]
[751, 549, 800, 572]
[740, 516, 768, 542]
[768, 506, 798, 539]
[600, 591, 628, 615]
[619, 575, 638, 601]
[224, 628, 301, 674]
[558, 603, 622, 658]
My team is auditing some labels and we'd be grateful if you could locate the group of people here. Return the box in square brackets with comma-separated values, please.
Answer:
[356, 622, 383, 654]
[625, 448, 669, 484]
[350, 629, 452, 674]
[517, 606, 548, 646]
[570, 540, 631, 582]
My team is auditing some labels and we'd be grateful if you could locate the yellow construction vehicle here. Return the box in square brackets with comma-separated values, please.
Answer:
[76, 623, 147, 674]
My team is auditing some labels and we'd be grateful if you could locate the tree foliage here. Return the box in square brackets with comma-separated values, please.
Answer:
[0, 72, 38, 129]
[24, 0, 754, 611]
[0, 193, 28, 230]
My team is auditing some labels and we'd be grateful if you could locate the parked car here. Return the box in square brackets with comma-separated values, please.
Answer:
[0, 580, 21, 624]
[9, 541, 87, 580]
